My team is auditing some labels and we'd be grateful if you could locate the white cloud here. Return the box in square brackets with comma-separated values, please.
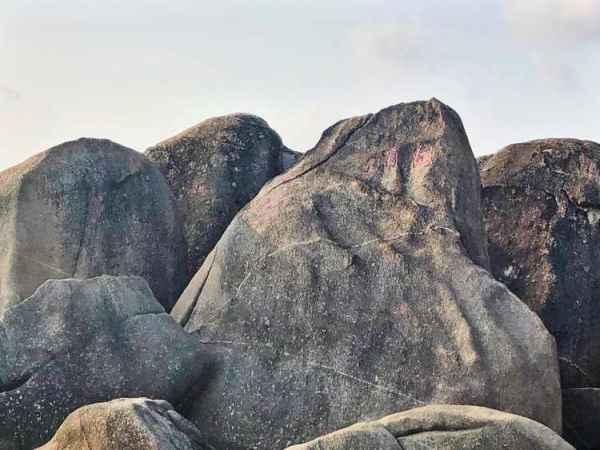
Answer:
[505, 0, 600, 43]
[352, 23, 423, 62]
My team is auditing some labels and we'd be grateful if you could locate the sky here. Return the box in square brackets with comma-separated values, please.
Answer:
[1, 0, 599, 170]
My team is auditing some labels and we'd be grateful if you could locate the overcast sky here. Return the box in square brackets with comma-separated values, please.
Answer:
[1, 0, 599, 170]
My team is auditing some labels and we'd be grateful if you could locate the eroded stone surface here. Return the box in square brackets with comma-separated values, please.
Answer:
[173, 100, 561, 449]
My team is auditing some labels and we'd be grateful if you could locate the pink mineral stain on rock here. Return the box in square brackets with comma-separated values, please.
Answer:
[413, 147, 434, 168]
[386, 147, 399, 168]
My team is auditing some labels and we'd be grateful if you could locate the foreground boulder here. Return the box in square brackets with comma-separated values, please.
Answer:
[172, 99, 561, 449]
[0, 138, 186, 313]
[0, 276, 208, 449]
[39, 398, 212, 450]
[286, 405, 574, 450]
[146, 114, 293, 278]
[480, 139, 600, 389]
[562, 388, 600, 450]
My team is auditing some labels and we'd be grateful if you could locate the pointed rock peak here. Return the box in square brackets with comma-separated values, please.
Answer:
[256, 99, 487, 268]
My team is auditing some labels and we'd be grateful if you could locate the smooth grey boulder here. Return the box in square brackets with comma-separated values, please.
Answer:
[0, 276, 209, 450]
[0, 138, 186, 313]
[481, 139, 600, 389]
[38, 398, 213, 450]
[146, 114, 293, 279]
[286, 405, 574, 450]
[172, 99, 561, 449]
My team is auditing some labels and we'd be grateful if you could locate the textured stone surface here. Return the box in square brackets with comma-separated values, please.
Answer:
[0, 276, 209, 450]
[38, 398, 213, 450]
[173, 99, 561, 449]
[146, 114, 291, 279]
[562, 388, 600, 450]
[286, 405, 574, 450]
[0, 138, 186, 313]
[480, 139, 600, 389]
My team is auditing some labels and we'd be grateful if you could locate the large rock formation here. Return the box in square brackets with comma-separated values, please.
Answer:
[0, 138, 186, 313]
[562, 388, 600, 450]
[480, 139, 600, 450]
[0, 276, 209, 450]
[480, 139, 600, 389]
[146, 114, 294, 279]
[39, 398, 212, 450]
[286, 405, 574, 450]
[172, 99, 561, 449]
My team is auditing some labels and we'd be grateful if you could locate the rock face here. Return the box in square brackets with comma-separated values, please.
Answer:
[562, 388, 600, 450]
[480, 139, 600, 450]
[146, 114, 291, 279]
[481, 139, 600, 389]
[286, 405, 574, 450]
[0, 138, 186, 313]
[172, 99, 561, 449]
[0, 276, 209, 450]
[39, 398, 212, 450]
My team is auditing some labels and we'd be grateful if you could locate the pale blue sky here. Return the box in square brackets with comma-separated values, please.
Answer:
[1, 0, 599, 170]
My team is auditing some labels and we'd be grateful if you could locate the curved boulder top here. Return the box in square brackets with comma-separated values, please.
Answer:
[480, 138, 600, 195]
[149, 113, 276, 151]
[0, 138, 186, 313]
[146, 112, 291, 279]
[286, 404, 574, 450]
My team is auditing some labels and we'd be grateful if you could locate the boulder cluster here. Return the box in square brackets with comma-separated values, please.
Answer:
[0, 100, 597, 449]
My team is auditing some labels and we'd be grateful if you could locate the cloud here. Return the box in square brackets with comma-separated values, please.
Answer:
[352, 23, 423, 61]
[505, 0, 600, 43]
[0, 85, 20, 102]
[503, 0, 600, 89]
[350, 22, 460, 75]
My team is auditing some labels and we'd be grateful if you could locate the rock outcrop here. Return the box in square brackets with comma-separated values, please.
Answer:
[481, 139, 600, 388]
[0, 276, 209, 450]
[0, 138, 186, 313]
[286, 405, 574, 450]
[38, 398, 212, 450]
[146, 114, 292, 279]
[480, 139, 600, 449]
[172, 99, 561, 449]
